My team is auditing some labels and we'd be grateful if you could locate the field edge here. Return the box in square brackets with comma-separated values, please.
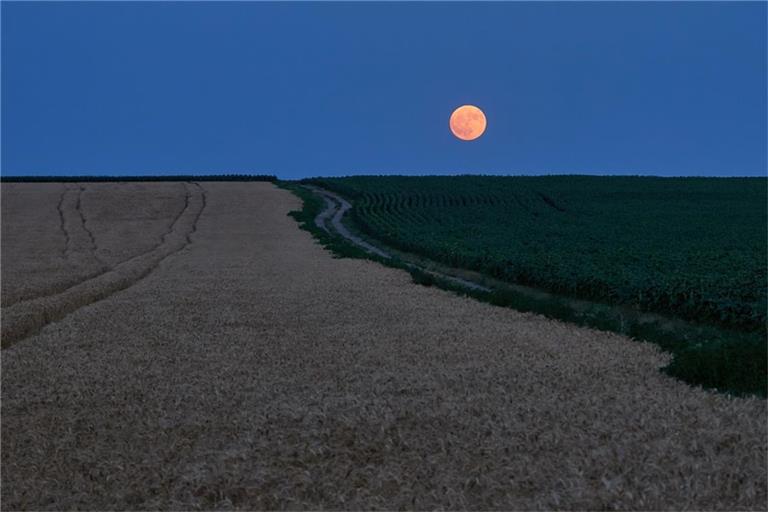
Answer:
[277, 180, 767, 399]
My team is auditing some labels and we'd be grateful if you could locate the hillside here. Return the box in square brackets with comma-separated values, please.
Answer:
[1, 182, 765, 509]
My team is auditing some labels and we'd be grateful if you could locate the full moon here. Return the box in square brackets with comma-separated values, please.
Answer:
[449, 105, 487, 141]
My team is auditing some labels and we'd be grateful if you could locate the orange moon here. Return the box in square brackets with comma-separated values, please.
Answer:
[449, 105, 487, 141]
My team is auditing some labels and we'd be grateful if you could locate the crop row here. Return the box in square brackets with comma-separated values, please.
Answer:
[310, 175, 767, 331]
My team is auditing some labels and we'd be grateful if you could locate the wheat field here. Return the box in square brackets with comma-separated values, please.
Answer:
[1, 182, 765, 510]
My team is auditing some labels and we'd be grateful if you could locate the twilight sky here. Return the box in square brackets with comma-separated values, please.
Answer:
[2, 1, 766, 178]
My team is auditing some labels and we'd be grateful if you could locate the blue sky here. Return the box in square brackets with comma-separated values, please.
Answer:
[2, 1, 766, 179]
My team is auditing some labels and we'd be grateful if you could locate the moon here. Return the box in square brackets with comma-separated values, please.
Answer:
[449, 105, 487, 141]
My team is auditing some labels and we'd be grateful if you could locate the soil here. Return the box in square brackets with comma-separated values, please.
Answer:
[310, 186, 490, 292]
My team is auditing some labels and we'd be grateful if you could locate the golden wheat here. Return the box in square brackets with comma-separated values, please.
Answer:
[1, 182, 765, 510]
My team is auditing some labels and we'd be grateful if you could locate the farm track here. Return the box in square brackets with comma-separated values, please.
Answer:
[55, 186, 71, 260]
[3, 185, 112, 307]
[309, 186, 492, 292]
[1, 183, 765, 510]
[308, 186, 391, 259]
[75, 185, 108, 267]
[60, 184, 105, 266]
[0, 182, 205, 348]
[186, 182, 207, 244]
[2, 183, 193, 309]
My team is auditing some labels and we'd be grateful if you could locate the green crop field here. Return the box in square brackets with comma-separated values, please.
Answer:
[302, 175, 767, 396]
[310, 175, 766, 331]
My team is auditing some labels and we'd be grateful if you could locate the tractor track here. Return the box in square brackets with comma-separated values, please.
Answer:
[1, 182, 207, 349]
[75, 185, 108, 267]
[307, 186, 492, 293]
[3, 183, 193, 308]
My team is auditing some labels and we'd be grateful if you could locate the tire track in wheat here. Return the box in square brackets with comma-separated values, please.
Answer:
[2, 183, 190, 308]
[1, 183, 206, 348]
[55, 185, 71, 260]
[5, 185, 104, 306]
[186, 182, 207, 244]
[75, 185, 108, 267]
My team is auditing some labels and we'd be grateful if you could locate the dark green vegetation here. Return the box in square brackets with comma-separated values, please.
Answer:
[309, 176, 766, 331]
[296, 176, 767, 397]
[278, 183, 373, 261]
[0, 174, 277, 183]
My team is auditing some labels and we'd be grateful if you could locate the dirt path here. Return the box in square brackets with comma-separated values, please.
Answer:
[309, 186, 491, 292]
[308, 185, 391, 259]
[2, 183, 765, 510]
